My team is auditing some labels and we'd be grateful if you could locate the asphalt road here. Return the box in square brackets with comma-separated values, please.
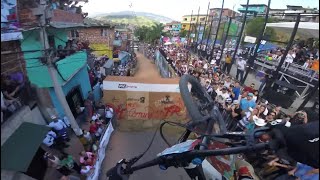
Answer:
[99, 130, 190, 180]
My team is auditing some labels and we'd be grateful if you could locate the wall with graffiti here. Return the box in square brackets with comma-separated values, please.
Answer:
[103, 91, 188, 121]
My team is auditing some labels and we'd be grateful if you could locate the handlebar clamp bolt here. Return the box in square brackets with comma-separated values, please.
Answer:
[191, 158, 203, 165]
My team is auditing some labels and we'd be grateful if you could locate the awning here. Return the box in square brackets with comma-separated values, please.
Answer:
[1, 122, 50, 172]
[266, 22, 319, 38]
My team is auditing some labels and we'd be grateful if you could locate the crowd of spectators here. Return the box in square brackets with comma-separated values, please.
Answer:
[144, 42, 318, 179]
[42, 97, 114, 178]
[55, 39, 89, 60]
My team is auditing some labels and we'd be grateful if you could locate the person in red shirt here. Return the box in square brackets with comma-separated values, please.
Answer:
[243, 83, 256, 94]
[89, 120, 97, 134]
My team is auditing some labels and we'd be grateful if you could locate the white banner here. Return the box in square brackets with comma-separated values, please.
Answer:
[103, 81, 181, 92]
[87, 122, 114, 180]
[244, 36, 257, 43]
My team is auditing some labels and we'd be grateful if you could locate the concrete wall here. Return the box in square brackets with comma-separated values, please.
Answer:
[49, 66, 91, 117]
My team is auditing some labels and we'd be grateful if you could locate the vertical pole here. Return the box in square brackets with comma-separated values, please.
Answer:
[241, 0, 271, 84]
[205, 15, 214, 58]
[274, 14, 301, 73]
[211, 0, 225, 58]
[196, 22, 202, 45]
[39, 0, 82, 135]
[219, 17, 232, 63]
[200, 1, 211, 45]
[232, 0, 250, 65]
[186, 10, 194, 70]
[186, 10, 194, 47]
[194, 6, 201, 52]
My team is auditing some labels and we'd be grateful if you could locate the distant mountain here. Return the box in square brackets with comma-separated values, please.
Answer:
[91, 11, 174, 27]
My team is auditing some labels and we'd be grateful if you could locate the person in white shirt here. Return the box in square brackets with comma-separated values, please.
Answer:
[105, 105, 114, 123]
[43, 130, 69, 150]
[284, 50, 295, 67]
[48, 115, 69, 141]
[204, 81, 213, 95]
[216, 86, 230, 104]
[80, 165, 94, 176]
[236, 57, 246, 82]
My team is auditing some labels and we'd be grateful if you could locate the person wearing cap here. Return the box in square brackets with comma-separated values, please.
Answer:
[236, 56, 246, 82]
[48, 115, 70, 141]
[240, 93, 256, 112]
[43, 130, 69, 150]
[216, 86, 230, 105]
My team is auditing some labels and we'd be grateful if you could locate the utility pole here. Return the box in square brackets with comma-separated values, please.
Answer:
[231, 0, 250, 66]
[211, 0, 225, 59]
[38, 0, 82, 135]
[200, 2, 211, 45]
[241, 0, 271, 84]
[194, 6, 201, 52]
[186, 10, 194, 47]
[205, 15, 214, 58]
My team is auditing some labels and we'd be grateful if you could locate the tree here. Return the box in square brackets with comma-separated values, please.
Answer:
[179, 29, 188, 38]
[134, 23, 165, 44]
[245, 17, 277, 42]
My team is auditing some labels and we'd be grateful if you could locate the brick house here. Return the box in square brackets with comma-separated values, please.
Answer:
[76, 24, 115, 58]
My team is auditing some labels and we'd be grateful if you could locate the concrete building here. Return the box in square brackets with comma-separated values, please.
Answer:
[238, 4, 319, 22]
[181, 14, 208, 31]
[163, 21, 182, 36]
[209, 8, 240, 19]
[238, 4, 268, 16]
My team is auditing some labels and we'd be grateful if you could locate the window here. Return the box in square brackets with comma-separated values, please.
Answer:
[184, 18, 188, 21]
[200, 17, 205, 21]
[192, 18, 196, 21]
[71, 30, 79, 38]
[101, 29, 107, 37]
[183, 25, 186, 27]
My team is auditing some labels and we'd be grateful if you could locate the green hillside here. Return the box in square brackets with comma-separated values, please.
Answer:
[94, 15, 158, 27]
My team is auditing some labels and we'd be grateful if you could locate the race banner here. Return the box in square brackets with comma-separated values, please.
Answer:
[87, 122, 114, 180]
[103, 81, 181, 92]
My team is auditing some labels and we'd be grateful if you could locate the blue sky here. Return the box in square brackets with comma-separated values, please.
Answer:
[81, 0, 319, 20]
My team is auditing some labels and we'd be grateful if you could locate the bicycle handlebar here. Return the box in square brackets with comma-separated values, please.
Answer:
[121, 142, 269, 175]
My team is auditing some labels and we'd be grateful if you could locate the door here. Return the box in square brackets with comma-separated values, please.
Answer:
[24, 147, 47, 180]
[66, 86, 84, 117]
